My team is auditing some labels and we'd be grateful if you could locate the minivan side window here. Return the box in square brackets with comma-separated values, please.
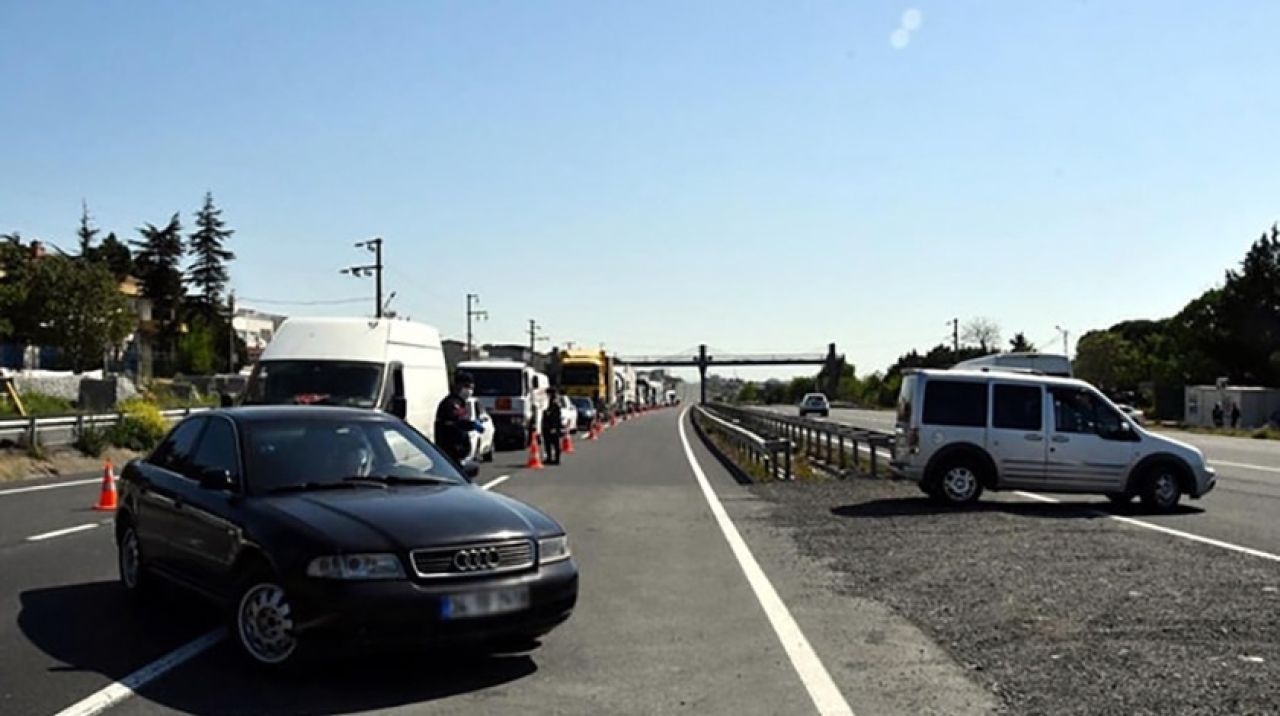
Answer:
[922, 380, 988, 428]
[1051, 388, 1126, 437]
[992, 384, 1042, 431]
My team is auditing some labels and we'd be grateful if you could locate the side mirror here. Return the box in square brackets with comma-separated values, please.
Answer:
[219, 393, 234, 408]
[461, 459, 480, 481]
[389, 396, 408, 419]
[199, 468, 234, 491]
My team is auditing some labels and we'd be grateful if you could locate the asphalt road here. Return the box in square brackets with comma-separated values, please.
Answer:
[759, 404, 1280, 557]
[0, 407, 991, 716]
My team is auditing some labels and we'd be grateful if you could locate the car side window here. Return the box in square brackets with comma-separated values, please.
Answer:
[922, 380, 987, 428]
[149, 418, 206, 475]
[189, 418, 240, 481]
[992, 384, 1042, 431]
[1051, 388, 1126, 438]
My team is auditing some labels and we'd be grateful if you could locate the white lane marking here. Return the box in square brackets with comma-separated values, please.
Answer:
[678, 407, 855, 716]
[1212, 460, 1280, 475]
[1011, 491, 1280, 564]
[26, 523, 99, 542]
[51, 629, 224, 716]
[0, 478, 100, 496]
[480, 474, 510, 491]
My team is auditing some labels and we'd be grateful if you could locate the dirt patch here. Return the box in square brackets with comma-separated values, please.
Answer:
[0, 446, 140, 483]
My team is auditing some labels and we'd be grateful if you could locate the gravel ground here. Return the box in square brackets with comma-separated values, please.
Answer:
[748, 478, 1280, 716]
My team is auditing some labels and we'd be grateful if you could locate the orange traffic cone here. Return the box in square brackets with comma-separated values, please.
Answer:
[561, 431, 574, 454]
[93, 460, 118, 511]
[586, 421, 598, 440]
[526, 431, 545, 469]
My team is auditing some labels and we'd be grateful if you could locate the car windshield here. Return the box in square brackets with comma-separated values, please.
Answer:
[243, 361, 383, 408]
[469, 368, 523, 397]
[243, 418, 465, 494]
[571, 397, 593, 410]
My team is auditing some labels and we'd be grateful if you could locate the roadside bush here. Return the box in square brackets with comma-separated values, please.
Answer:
[0, 391, 75, 417]
[74, 423, 110, 458]
[110, 398, 169, 451]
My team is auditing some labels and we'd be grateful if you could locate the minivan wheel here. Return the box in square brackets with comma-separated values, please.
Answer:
[936, 459, 984, 506]
[1140, 466, 1182, 512]
[233, 573, 300, 668]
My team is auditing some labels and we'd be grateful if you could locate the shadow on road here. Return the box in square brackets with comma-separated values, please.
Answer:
[831, 498, 1205, 520]
[19, 580, 538, 715]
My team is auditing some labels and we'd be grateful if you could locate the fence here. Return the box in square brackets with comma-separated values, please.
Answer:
[704, 403, 896, 478]
[692, 405, 793, 481]
[0, 408, 209, 449]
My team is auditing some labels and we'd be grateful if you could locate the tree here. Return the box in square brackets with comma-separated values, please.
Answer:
[1215, 224, 1280, 384]
[737, 382, 761, 404]
[91, 232, 134, 279]
[962, 317, 1002, 353]
[1073, 331, 1141, 392]
[1008, 332, 1036, 352]
[26, 256, 134, 371]
[132, 214, 186, 327]
[177, 319, 218, 374]
[76, 201, 99, 259]
[186, 192, 235, 321]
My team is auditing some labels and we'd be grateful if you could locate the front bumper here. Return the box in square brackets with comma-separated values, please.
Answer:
[889, 459, 923, 481]
[287, 558, 578, 647]
[1191, 465, 1217, 499]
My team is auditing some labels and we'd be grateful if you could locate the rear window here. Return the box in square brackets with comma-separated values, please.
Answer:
[922, 380, 988, 428]
[896, 375, 917, 423]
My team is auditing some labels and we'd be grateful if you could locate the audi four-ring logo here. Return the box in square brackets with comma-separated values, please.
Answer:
[452, 547, 502, 571]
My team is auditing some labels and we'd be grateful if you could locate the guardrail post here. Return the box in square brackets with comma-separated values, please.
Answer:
[784, 442, 792, 480]
[870, 442, 879, 478]
[837, 432, 845, 474]
[27, 416, 37, 447]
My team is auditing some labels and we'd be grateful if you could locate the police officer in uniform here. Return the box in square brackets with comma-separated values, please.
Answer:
[541, 389, 564, 465]
[435, 371, 481, 464]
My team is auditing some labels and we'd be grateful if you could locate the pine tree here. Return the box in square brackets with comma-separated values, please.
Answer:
[132, 213, 186, 332]
[76, 200, 99, 259]
[186, 192, 235, 321]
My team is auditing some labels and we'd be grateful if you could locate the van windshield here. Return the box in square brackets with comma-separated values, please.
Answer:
[562, 365, 600, 387]
[243, 360, 384, 408]
[470, 369, 523, 397]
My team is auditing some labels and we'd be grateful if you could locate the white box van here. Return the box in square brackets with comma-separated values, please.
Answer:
[241, 317, 449, 441]
[953, 352, 1072, 378]
[891, 369, 1215, 511]
[456, 360, 549, 449]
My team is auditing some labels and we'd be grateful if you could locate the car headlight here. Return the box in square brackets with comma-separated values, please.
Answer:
[538, 535, 571, 564]
[306, 553, 405, 580]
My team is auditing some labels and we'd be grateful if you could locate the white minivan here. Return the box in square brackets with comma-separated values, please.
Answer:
[241, 317, 450, 441]
[891, 369, 1215, 511]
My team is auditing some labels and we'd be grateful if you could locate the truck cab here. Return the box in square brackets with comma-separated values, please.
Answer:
[457, 360, 549, 449]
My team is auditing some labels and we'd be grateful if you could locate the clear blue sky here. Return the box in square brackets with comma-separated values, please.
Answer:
[3, 1, 1277, 380]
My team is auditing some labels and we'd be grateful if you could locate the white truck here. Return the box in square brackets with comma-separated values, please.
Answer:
[456, 360, 549, 449]
[613, 365, 636, 414]
[953, 352, 1072, 378]
[241, 317, 450, 441]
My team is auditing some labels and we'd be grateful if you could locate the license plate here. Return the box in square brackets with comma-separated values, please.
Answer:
[441, 587, 530, 620]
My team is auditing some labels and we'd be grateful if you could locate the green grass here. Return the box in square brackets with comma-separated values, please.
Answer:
[0, 392, 76, 418]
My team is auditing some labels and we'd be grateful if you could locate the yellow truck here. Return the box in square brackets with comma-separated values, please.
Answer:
[559, 349, 613, 407]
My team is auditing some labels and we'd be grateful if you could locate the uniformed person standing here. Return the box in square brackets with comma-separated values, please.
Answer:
[435, 371, 481, 464]
[542, 389, 564, 465]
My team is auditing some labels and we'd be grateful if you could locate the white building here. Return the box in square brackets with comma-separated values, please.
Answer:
[231, 307, 288, 363]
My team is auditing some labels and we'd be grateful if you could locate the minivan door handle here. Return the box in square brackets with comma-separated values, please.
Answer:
[1024, 434, 1044, 442]
[1051, 435, 1070, 443]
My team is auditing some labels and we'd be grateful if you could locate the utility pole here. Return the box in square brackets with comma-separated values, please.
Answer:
[466, 293, 488, 360]
[527, 319, 547, 354]
[340, 237, 384, 319]
[951, 318, 960, 353]
[227, 290, 237, 373]
[1055, 325, 1069, 357]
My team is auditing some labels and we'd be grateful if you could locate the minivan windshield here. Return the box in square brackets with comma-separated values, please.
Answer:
[470, 369, 523, 397]
[244, 417, 465, 494]
[243, 361, 384, 408]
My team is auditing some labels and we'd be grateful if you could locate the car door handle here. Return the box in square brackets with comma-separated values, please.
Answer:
[1051, 435, 1069, 443]
[1024, 434, 1044, 442]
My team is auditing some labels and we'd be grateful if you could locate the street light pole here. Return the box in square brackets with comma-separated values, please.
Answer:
[1055, 325, 1069, 357]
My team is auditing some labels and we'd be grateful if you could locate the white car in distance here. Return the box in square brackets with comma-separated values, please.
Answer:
[467, 397, 495, 462]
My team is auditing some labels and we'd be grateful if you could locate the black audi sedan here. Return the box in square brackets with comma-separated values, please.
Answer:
[114, 406, 578, 667]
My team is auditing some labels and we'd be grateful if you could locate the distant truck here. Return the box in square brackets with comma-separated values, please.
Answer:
[952, 352, 1072, 378]
[561, 349, 614, 410]
[456, 360, 549, 449]
[613, 365, 636, 414]
[241, 317, 449, 440]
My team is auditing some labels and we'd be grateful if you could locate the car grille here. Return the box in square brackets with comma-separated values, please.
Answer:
[410, 539, 536, 579]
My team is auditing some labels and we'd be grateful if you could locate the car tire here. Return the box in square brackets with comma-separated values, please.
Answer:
[932, 456, 985, 507]
[483, 445, 494, 463]
[117, 521, 155, 598]
[231, 566, 303, 669]
[1139, 464, 1182, 512]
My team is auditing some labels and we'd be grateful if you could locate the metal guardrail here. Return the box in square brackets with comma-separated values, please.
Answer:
[706, 403, 896, 478]
[693, 405, 793, 481]
[0, 408, 209, 448]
